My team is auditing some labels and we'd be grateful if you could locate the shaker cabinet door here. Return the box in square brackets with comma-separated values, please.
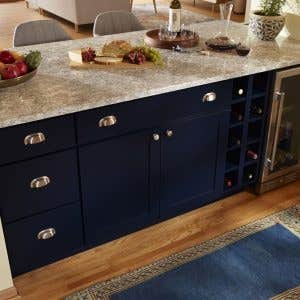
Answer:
[79, 130, 159, 246]
[160, 114, 223, 217]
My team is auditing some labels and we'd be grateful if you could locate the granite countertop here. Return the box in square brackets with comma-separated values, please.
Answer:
[0, 21, 299, 129]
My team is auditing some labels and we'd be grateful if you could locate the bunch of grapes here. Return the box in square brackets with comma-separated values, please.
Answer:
[82, 47, 96, 63]
[126, 49, 146, 65]
[137, 46, 163, 66]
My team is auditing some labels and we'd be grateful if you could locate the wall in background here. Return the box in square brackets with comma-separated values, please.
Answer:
[0, 218, 13, 292]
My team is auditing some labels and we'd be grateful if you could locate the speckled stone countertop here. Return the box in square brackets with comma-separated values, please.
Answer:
[0, 21, 299, 129]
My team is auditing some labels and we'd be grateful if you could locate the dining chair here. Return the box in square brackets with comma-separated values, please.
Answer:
[13, 20, 71, 47]
[93, 11, 144, 37]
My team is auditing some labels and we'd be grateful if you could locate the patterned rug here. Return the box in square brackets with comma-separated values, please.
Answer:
[133, 3, 213, 29]
[65, 206, 300, 300]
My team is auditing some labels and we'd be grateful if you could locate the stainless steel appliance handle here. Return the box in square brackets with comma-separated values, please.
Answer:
[269, 91, 285, 171]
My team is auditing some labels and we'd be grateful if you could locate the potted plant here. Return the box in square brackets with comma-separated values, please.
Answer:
[249, 0, 286, 41]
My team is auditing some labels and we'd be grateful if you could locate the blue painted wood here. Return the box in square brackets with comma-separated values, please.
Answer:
[0, 150, 80, 223]
[79, 130, 159, 246]
[160, 114, 224, 217]
[76, 81, 232, 145]
[4, 202, 83, 276]
[0, 115, 76, 166]
[0, 76, 273, 276]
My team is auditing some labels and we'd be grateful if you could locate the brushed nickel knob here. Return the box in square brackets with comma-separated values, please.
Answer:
[24, 132, 46, 145]
[99, 115, 117, 127]
[202, 92, 216, 102]
[153, 133, 160, 141]
[166, 130, 173, 137]
[30, 176, 51, 189]
[238, 89, 244, 95]
[37, 228, 56, 240]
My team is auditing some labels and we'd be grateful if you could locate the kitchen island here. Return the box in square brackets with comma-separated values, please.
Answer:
[0, 21, 299, 276]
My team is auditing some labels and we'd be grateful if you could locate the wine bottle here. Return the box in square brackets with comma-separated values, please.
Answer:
[228, 135, 241, 146]
[231, 111, 243, 122]
[245, 172, 254, 180]
[224, 178, 233, 188]
[250, 104, 263, 115]
[169, 0, 181, 33]
[246, 150, 258, 160]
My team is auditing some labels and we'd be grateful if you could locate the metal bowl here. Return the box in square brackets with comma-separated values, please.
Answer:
[0, 68, 37, 89]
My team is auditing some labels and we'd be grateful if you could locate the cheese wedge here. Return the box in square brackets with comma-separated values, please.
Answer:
[68, 49, 83, 64]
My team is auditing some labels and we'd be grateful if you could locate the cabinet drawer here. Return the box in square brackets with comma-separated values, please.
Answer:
[0, 150, 79, 223]
[4, 202, 83, 276]
[76, 81, 232, 144]
[0, 115, 75, 165]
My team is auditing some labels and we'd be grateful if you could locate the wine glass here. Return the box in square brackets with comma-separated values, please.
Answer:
[236, 35, 251, 56]
[158, 24, 167, 41]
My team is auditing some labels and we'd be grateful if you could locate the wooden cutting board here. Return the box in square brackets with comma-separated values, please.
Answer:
[69, 59, 155, 70]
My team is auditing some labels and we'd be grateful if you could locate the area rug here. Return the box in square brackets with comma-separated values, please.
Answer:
[133, 3, 213, 29]
[65, 206, 300, 300]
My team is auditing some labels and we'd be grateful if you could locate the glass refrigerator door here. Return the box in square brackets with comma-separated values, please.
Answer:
[271, 72, 300, 173]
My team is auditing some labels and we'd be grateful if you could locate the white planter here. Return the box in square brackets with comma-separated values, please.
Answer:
[285, 13, 300, 40]
[249, 12, 285, 41]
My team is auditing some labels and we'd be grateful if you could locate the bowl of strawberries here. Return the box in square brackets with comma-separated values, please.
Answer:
[0, 49, 42, 88]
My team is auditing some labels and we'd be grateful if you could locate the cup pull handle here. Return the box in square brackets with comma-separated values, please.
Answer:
[37, 228, 56, 240]
[99, 116, 117, 127]
[30, 176, 51, 189]
[24, 132, 46, 145]
[203, 92, 216, 102]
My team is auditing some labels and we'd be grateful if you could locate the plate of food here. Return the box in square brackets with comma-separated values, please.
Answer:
[68, 40, 163, 69]
[0, 50, 42, 88]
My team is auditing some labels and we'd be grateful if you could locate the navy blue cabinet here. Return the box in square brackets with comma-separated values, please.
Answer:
[0, 150, 79, 223]
[79, 130, 160, 246]
[0, 78, 241, 276]
[5, 202, 83, 275]
[160, 114, 225, 217]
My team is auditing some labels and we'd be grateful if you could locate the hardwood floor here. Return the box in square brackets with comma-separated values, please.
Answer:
[0, 0, 244, 49]
[14, 181, 300, 300]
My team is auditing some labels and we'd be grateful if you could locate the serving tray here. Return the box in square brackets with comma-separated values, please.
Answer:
[144, 29, 199, 49]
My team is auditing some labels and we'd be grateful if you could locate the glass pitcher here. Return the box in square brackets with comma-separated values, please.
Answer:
[217, 2, 234, 38]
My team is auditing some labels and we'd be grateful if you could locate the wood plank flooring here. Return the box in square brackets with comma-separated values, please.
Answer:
[14, 180, 300, 300]
[0, 0, 244, 49]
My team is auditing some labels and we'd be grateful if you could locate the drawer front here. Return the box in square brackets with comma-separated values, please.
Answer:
[4, 202, 83, 276]
[76, 81, 232, 144]
[0, 115, 75, 165]
[0, 150, 79, 223]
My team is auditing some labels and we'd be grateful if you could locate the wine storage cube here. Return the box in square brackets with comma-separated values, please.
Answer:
[243, 164, 258, 185]
[224, 170, 239, 191]
[223, 71, 271, 194]
[247, 120, 263, 141]
[232, 77, 248, 100]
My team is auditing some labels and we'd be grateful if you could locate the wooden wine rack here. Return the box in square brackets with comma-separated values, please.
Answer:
[223, 72, 272, 195]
